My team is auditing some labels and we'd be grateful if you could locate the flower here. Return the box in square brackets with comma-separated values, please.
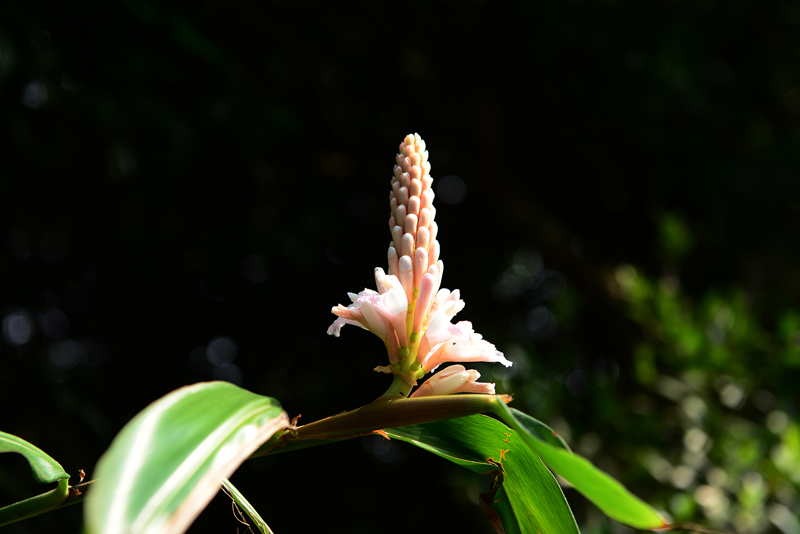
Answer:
[327, 133, 511, 397]
[410, 365, 496, 398]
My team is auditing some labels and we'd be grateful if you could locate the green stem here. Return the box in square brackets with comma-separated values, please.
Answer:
[0, 478, 70, 527]
[289, 394, 512, 441]
[380, 374, 415, 399]
[221, 478, 274, 534]
[251, 394, 511, 458]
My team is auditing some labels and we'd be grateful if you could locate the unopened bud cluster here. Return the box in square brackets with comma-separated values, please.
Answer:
[387, 134, 442, 309]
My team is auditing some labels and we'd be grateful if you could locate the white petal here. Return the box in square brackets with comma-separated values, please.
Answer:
[434, 288, 451, 305]
[410, 365, 468, 397]
[442, 339, 513, 367]
[326, 317, 367, 336]
[410, 365, 496, 397]
[359, 300, 390, 340]
[384, 287, 408, 316]
[374, 268, 388, 294]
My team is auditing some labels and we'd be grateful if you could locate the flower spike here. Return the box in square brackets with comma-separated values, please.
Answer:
[328, 133, 511, 398]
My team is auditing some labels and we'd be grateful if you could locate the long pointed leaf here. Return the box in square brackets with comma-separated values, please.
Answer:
[85, 381, 289, 534]
[494, 402, 668, 530]
[389, 415, 579, 534]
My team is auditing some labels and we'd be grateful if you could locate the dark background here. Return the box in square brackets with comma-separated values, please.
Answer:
[2, 1, 800, 533]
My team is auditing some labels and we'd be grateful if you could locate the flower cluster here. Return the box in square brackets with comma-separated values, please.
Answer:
[327, 134, 511, 397]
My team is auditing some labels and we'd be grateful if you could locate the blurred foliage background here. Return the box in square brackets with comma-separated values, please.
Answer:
[1, 1, 800, 533]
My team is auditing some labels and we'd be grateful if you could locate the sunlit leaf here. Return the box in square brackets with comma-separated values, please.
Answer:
[0, 431, 69, 484]
[389, 414, 579, 534]
[494, 403, 667, 530]
[0, 432, 71, 526]
[85, 381, 289, 534]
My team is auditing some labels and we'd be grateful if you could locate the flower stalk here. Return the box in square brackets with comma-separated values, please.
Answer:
[286, 394, 513, 441]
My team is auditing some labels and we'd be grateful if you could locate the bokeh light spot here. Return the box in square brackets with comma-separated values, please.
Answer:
[49, 339, 82, 369]
[207, 336, 237, 366]
[719, 382, 745, 409]
[684, 427, 709, 453]
[22, 81, 48, 109]
[436, 175, 467, 205]
[526, 306, 558, 340]
[40, 307, 69, 338]
[3, 310, 34, 346]
[671, 465, 696, 489]
[766, 410, 788, 434]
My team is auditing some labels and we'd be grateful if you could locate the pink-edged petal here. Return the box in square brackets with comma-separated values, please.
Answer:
[424, 289, 465, 332]
[425, 287, 450, 321]
[453, 377, 496, 395]
[410, 365, 496, 398]
[329, 301, 370, 330]
[327, 316, 367, 336]
[410, 364, 467, 397]
[422, 338, 511, 373]
[329, 289, 391, 339]
[359, 304, 386, 338]
[428, 320, 474, 346]
[383, 287, 409, 345]
[368, 281, 408, 344]
[328, 283, 410, 359]
[416, 320, 474, 366]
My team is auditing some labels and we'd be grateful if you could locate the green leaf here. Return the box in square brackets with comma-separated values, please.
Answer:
[0, 432, 71, 526]
[85, 381, 289, 534]
[221, 478, 274, 534]
[494, 403, 667, 530]
[388, 414, 579, 534]
[507, 410, 572, 452]
[0, 431, 69, 484]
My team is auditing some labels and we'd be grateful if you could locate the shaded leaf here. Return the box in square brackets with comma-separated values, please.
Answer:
[479, 466, 509, 534]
